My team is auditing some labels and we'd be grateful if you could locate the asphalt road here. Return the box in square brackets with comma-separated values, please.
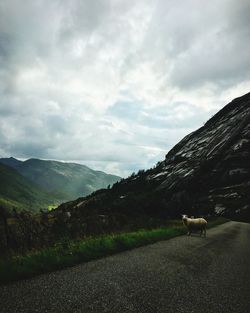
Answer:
[0, 221, 250, 313]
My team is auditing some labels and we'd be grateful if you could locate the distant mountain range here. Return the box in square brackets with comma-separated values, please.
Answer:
[0, 158, 121, 212]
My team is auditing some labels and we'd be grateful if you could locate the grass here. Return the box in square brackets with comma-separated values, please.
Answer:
[47, 204, 58, 211]
[0, 217, 228, 285]
[0, 196, 23, 211]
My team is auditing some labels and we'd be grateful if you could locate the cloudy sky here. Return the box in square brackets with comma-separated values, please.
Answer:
[0, 0, 249, 177]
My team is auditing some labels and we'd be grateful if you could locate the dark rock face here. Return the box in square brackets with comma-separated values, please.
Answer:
[156, 92, 250, 219]
[59, 92, 250, 221]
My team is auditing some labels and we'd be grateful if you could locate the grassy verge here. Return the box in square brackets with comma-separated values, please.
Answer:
[0, 217, 228, 285]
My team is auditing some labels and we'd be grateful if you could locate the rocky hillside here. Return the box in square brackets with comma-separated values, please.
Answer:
[57, 92, 250, 222]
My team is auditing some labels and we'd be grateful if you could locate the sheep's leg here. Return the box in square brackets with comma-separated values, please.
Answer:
[204, 227, 206, 237]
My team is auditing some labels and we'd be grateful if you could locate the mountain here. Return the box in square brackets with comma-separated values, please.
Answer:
[0, 158, 121, 205]
[0, 163, 57, 212]
[0, 157, 23, 170]
[57, 92, 250, 222]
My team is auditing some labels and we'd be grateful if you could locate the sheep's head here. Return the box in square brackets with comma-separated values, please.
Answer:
[182, 214, 188, 221]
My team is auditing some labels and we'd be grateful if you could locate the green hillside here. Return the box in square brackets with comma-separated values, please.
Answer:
[9, 158, 121, 199]
[0, 158, 121, 212]
[0, 163, 60, 212]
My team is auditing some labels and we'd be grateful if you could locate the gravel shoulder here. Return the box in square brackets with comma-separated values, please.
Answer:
[0, 221, 250, 313]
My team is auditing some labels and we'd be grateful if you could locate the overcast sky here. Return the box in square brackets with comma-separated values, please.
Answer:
[0, 0, 249, 177]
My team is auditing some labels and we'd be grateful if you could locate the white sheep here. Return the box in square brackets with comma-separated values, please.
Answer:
[182, 214, 207, 237]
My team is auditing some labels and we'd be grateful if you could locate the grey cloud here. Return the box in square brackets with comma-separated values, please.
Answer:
[138, 0, 250, 89]
[171, 1, 250, 88]
[107, 101, 142, 120]
[59, 0, 110, 39]
[107, 100, 213, 130]
[45, 115, 69, 135]
[7, 142, 49, 159]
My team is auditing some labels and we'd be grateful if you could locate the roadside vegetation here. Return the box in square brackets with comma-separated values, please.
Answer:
[0, 217, 228, 285]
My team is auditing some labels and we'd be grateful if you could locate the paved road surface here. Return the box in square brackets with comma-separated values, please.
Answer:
[0, 221, 250, 313]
